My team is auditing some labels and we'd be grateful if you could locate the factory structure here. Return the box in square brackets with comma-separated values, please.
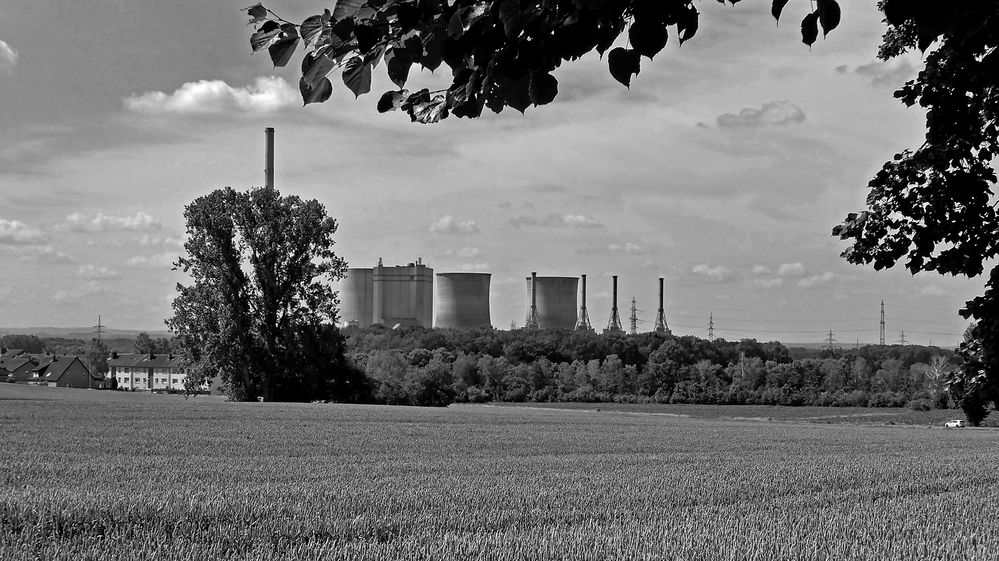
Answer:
[339, 259, 671, 335]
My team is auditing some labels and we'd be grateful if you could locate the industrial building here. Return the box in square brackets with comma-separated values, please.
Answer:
[341, 258, 434, 328]
[525, 274, 579, 330]
[435, 273, 491, 329]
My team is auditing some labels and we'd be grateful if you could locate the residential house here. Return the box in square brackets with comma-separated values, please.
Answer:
[28, 356, 92, 388]
[1, 356, 39, 383]
[108, 352, 205, 392]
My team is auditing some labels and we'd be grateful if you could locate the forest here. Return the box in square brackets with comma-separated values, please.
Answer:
[343, 326, 957, 409]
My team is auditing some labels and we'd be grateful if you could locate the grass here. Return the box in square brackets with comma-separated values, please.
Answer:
[2, 383, 998, 560]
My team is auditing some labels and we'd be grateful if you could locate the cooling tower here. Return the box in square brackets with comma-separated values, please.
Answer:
[435, 273, 491, 328]
[373, 260, 434, 327]
[525, 276, 578, 329]
[340, 268, 374, 328]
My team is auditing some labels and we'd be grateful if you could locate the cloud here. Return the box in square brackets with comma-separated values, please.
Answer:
[608, 242, 648, 254]
[716, 101, 806, 128]
[921, 286, 946, 296]
[853, 59, 916, 86]
[752, 278, 784, 289]
[0, 40, 17, 74]
[446, 247, 481, 258]
[123, 76, 298, 114]
[75, 264, 119, 279]
[0, 219, 47, 245]
[429, 215, 479, 234]
[139, 234, 184, 248]
[798, 272, 836, 288]
[777, 262, 808, 277]
[126, 253, 175, 269]
[455, 262, 490, 271]
[510, 213, 603, 228]
[20, 246, 72, 265]
[61, 211, 162, 232]
[692, 264, 734, 283]
[752, 265, 771, 275]
[52, 281, 110, 302]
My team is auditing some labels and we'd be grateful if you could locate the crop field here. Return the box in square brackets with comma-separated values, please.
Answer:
[2, 384, 998, 560]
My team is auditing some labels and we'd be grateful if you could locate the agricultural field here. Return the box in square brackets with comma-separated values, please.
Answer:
[2, 384, 998, 560]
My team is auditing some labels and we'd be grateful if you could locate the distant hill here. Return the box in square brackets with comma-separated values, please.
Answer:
[0, 327, 172, 340]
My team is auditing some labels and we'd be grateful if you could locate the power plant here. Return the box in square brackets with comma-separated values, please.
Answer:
[341, 258, 434, 328]
[524, 275, 578, 329]
[435, 273, 491, 329]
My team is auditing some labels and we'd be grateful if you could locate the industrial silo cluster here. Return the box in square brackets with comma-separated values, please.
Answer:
[339, 258, 670, 333]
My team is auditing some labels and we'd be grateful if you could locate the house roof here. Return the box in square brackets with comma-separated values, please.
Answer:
[0, 348, 25, 360]
[109, 353, 184, 369]
[42, 356, 87, 381]
[1, 357, 37, 380]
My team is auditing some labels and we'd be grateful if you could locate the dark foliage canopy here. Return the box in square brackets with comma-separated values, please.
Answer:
[244, 0, 840, 123]
[167, 186, 365, 402]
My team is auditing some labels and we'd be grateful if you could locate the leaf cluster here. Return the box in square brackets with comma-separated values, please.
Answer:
[247, 0, 841, 123]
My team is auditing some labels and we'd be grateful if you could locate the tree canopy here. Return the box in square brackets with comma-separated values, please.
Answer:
[244, 0, 841, 123]
[167, 186, 364, 402]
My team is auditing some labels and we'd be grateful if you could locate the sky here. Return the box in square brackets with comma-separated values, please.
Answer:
[0, 0, 987, 346]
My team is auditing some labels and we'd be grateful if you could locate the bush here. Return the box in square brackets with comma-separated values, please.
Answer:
[908, 398, 934, 411]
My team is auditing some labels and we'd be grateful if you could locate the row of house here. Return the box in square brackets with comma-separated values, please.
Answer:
[0, 348, 93, 388]
[1, 348, 209, 393]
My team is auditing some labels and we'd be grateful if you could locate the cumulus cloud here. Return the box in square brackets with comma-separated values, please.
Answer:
[752, 278, 784, 289]
[608, 242, 647, 254]
[692, 264, 734, 283]
[445, 247, 481, 258]
[126, 253, 175, 269]
[798, 272, 836, 288]
[53, 281, 110, 302]
[752, 265, 772, 275]
[0, 39, 17, 75]
[61, 211, 161, 232]
[139, 234, 184, 248]
[124, 76, 298, 114]
[429, 215, 479, 234]
[716, 101, 806, 128]
[75, 264, 119, 279]
[510, 213, 603, 228]
[921, 285, 946, 296]
[21, 246, 72, 264]
[850, 59, 916, 87]
[777, 262, 808, 277]
[455, 262, 490, 271]
[0, 219, 47, 245]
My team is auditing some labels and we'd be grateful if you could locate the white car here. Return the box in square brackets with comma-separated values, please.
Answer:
[944, 419, 966, 428]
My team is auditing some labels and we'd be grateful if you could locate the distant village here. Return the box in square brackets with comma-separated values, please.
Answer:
[0, 346, 214, 394]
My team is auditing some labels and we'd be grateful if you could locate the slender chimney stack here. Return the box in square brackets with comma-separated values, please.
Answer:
[654, 277, 670, 334]
[605, 275, 623, 333]
[525, 272, 539, 328]
[265, 127, 275, 189]
[575, 274, 591, 331]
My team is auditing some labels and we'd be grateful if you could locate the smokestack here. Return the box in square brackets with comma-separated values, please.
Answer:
[265, 127, 275, 189]
[612, 275, 618, 315]
[604, 275, 623, 333]
[581, 274, 587, 309]
[575, 274, 591, 331]
[525, 272, 539, 328]
[654, 276, 670, 334]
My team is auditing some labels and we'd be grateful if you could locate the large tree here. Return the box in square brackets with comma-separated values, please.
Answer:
[168, 186, 356, 402]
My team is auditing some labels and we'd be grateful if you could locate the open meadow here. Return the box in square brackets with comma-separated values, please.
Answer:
[2, 383, 998, 560]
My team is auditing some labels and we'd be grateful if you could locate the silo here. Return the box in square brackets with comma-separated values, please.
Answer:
[525, 276, 578, 329]
[373, 259, 434, 327]
[435, 273, 491, 328]
[340, 268, 374, 327]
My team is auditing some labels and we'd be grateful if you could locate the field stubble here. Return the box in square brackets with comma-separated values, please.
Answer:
[1, 384, 997, 560]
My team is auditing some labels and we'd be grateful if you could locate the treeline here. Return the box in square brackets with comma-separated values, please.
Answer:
[343, 326, 958, 409]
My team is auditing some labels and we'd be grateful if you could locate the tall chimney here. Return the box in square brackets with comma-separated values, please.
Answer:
[525, 272, 540, 328]
[575, 274, 591, 331]
[265, 127, 275, 189]
[654, 276, 670, 334]
[605, 275, 623, 333]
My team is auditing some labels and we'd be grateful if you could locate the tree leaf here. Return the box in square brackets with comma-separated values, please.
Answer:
[342, 56, 372, 97]
[377, 89, 407, 113]
[300, 14, 326, 47]
[817, 0, 841, 36]
[801, 11, 819, 47]
[301, 51, 336, 91]
[300, 76, 333, 105]
[629, 17, 668, 59]
[529, 72, 558, 106]
[771, 0, 789, 24]
[333, 0, 367, 22]
[246, 4, 268, 25]
[498, 0, 525, 39]
[409, 96, 449, 123]
[678, 6, 699, 45]
[385, 47, 413, 89]
[250, 20, 280, 52]
[500, 75, 531, 113]
[269, 35, 300, 68]
[607, 47, 641, 88]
